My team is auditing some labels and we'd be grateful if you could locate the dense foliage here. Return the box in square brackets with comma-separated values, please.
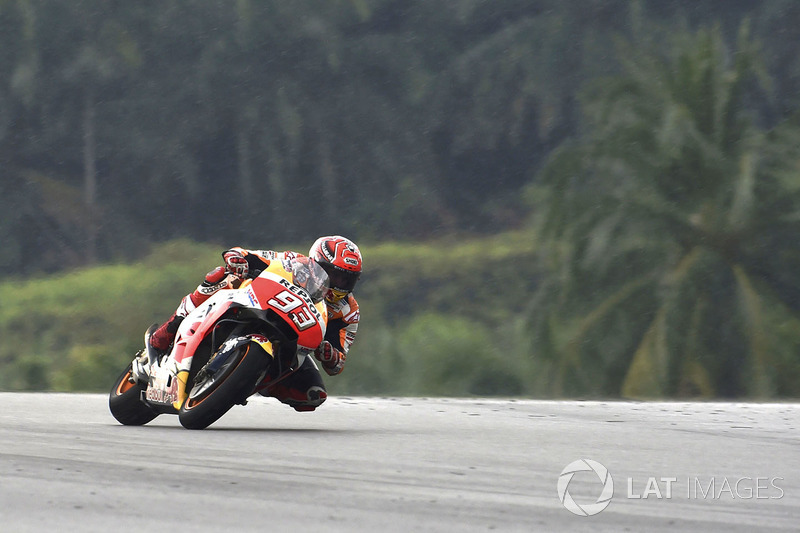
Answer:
[527, 24, 800, 397]
[5, 0, 800, 272]
[2, 1, 800, 397]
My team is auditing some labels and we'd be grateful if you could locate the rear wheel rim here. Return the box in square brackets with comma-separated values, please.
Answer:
[114, 370, 136, 395]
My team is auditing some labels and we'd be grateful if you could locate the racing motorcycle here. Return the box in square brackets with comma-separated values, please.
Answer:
[109, 256, 329, 429]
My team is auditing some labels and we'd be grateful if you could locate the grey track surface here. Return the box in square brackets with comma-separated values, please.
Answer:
[0, 393, 797, 532]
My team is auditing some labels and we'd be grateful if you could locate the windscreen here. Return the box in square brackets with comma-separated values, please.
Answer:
[291, 257, 330, 304]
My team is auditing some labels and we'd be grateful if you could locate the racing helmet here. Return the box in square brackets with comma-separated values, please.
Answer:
[309, 235, 362, 303]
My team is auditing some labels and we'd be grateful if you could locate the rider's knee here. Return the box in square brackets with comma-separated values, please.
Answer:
[292, 386, 327, 412]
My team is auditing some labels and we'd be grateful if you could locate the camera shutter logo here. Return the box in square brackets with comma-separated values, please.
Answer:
[557, 459, 614, 516]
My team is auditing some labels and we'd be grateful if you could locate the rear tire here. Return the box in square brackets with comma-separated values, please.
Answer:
[178, 343, 269, 430]
[109, 364, 158, 426]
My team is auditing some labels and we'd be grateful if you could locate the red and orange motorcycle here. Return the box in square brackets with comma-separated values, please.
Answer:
[109, 256, 329, 429]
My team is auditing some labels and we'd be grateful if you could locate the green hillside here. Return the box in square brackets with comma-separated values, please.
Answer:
[0, 234, 539, 396]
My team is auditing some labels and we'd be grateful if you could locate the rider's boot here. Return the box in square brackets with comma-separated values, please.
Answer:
[149, 313, 184, 356]
[130, 316, 182, 383]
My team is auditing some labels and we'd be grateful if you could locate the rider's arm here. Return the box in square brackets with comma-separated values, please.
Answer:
[223, 247, 285, 278]
[318, 295, 360, 375]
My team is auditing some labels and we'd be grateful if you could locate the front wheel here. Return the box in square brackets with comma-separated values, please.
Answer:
[178, 342, 269, 430]
[109, 364, 158, 426]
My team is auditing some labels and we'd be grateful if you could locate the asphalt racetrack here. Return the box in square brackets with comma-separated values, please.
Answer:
[0, 393, 797, 532]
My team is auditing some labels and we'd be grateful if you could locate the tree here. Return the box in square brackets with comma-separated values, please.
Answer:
[0, 1, 145, 265]
[527, 22, 800, 398]
[428, 1, 634, 231]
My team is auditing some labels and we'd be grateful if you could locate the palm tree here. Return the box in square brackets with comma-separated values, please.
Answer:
[527, 22, 800, 398]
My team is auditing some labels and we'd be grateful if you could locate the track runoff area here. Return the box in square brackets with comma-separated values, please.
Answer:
[0, 393, 797, 532]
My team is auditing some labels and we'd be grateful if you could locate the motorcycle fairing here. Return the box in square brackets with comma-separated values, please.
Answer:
[144, 261, 327, 411]
[250, 265, 327, 349]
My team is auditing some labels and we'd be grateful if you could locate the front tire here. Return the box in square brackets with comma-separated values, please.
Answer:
[178, 343, 269, 430]
[109, 364, 158, 426]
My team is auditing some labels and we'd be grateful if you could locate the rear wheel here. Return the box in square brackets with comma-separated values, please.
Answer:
[178, 343, 269, 430]
[109, 364, 158, 426]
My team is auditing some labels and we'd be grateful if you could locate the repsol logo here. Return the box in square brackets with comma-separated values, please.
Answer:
[278, 278, 322, 321]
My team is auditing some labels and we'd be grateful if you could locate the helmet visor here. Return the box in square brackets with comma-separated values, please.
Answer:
[322, 264, 360, 293]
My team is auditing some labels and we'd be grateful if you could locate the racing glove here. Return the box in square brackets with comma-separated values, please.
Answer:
[223, 249, 249, 279]
[315, 340, 345, 375]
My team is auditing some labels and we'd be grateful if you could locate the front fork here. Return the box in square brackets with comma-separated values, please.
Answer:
[172, 370, 190, 411]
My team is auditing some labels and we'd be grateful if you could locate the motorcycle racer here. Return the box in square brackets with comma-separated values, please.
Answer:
[146, 236, 362, 412]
